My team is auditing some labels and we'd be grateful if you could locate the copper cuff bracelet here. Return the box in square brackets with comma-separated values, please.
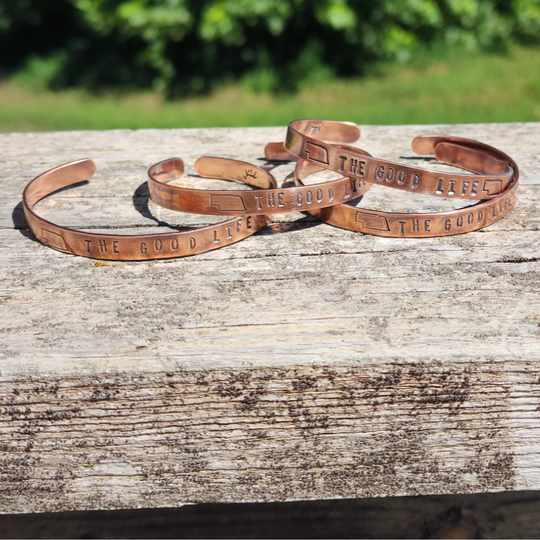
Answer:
[292, 136, 519, 237]
[148, 156, 370, 215]
[23, 159, 268, 261]
[284, 120, 515, 199]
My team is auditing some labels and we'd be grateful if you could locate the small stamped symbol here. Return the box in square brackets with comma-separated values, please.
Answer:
[309, 122, 323, 135]
[243, 169, 258, 181]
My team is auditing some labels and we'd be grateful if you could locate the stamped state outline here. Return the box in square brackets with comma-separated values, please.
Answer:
[483, 179, 503, 196]
[355, 212, 391, 232]
[41, 228, 72, 253]
[211, 194, 247, 211]
[304, 141, 329, 165]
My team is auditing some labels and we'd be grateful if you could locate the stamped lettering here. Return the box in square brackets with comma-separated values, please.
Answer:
[373, 166, 421, 190]
[349, 158, 365, 176]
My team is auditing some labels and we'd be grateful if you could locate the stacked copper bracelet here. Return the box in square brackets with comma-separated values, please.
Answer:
[22, 158, 269, 261]
[268, 120, 518, 238]
[22, 119, 518, 260]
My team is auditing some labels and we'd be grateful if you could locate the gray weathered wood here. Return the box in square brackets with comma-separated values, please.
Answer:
[1, 123, 540, 514]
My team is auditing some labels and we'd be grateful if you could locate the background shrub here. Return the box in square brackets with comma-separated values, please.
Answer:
[1, 0, 540, 95]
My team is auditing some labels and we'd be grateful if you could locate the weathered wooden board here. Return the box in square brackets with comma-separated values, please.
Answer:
[0, 123, 539, 514]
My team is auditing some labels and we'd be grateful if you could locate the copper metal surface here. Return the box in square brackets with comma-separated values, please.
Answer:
[22, 122, 519, 258]
[284, 120, 515, 199]
[23, 159, 268, 261]
[292, 136, 519, 237]
[148, 156, 369, 215]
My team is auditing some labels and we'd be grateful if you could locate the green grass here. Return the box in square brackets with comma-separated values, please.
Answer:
[1, 45, 540, 132]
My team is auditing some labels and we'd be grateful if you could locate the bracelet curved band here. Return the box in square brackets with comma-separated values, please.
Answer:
[293, 136, 519, 238]
[22, 159, 269, 261]
[284, 120, 515, 199]
[148, 155, 369, 215]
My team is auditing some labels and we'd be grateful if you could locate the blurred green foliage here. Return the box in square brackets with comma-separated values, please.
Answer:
[1, 0, 540, 95]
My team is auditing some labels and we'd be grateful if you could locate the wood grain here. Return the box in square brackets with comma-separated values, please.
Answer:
[0, 123, 539, 514]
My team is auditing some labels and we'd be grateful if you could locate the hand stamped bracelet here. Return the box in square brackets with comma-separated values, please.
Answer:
[23, 159, 268, 261]
[293, 136, 519, 238]
[285, 120, 515, 199]
[148, 155, 369, 215]
[265, 120, 362, 163]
